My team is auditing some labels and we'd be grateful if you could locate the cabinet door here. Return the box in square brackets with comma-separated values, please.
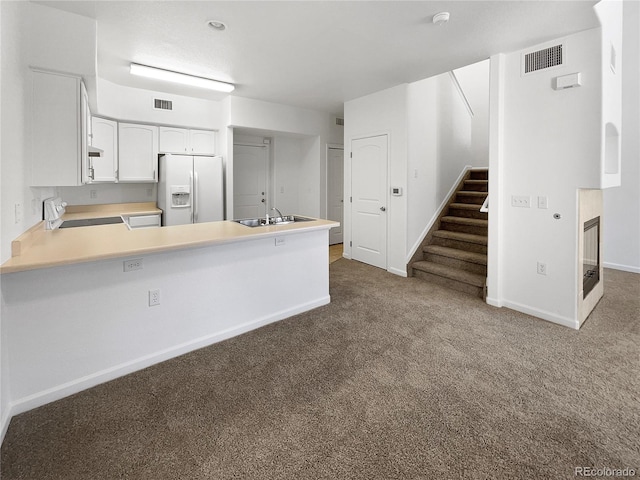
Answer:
[118, 123, 158, 182]
[189, 129, 216, 155]
[91, 117, 118, 182]
[159, 127, 189, 153]
[31, 70, 82, 186]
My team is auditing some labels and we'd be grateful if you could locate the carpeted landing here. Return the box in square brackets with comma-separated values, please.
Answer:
[2, 260, 639, 479]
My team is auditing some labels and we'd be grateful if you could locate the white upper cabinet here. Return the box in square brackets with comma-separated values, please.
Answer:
[31, 69, 90, 186]
[159, 127, 189, 153]
[118, 123, 158, 182]
[159, 127, 215, 155]
[90, 117, 118, 182]
[189, 129, 216, 155]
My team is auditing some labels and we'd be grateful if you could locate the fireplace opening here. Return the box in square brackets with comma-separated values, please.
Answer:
[583, 216, 600, 299]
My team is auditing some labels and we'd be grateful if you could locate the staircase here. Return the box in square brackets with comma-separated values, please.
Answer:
[410, 169, 488, 299]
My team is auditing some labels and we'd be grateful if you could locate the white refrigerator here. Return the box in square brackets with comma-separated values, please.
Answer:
[158, 154, 224, 226]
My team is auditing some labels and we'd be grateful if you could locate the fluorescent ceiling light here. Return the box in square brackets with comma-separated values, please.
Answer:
[130, 63, 235, 93]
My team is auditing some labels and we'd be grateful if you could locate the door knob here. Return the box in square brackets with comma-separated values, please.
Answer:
[380, 206, 386, 212]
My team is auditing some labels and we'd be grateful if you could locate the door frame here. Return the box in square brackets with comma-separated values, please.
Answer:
[326, 144, 344, 245]
[232, 141, 270, 220]
[345, 132, 391, 268]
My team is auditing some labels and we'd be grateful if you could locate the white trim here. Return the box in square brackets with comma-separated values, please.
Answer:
[406, 165, 472, 262]
[388, 267, 408, 277]
[603, 262, 640, 274]
[4, 296, 330, 424]
[485, 297, 503, 308]
[0, 407, 11, 446]
[502, 300, 579, 330]
[449, 71, 474, 117]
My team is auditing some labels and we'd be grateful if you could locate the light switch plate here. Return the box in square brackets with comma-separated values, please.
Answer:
[538, 196, 548, 209]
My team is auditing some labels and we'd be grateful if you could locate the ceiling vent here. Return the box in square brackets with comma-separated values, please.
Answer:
[522, 43, 564, 75]
[153, 98, 173, 110]
[335, 117, 344, 126]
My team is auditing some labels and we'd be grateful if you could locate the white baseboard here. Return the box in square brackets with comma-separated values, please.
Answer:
[0, 406, 12, 446]
[406, 165, 473, 262]
[4, 296, 330, 428]
[388, 267, 407, 277]
[502, 300, 579, 330]
[603, 262, 640, 274]
[485, 297, 503, 308]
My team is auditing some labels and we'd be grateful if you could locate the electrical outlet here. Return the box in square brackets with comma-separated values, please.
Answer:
[511, 195, 531, 208]
[123, 258, 143, 272]
[14, 203, 22, 224]
[537, 262, 547, 275]
[149, 289, 160, 306]
[90, 189, 97, 199]
[275, 237, 286, 246]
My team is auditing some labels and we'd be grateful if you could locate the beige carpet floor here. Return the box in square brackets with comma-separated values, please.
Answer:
[1, 260, 639, 479]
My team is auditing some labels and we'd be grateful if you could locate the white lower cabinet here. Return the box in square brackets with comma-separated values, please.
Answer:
[118, 123, 158, 182]
[90, 117, 118, 182]
[124, 214, 161, 229]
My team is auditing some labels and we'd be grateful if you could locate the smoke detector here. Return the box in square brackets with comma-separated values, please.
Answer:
[432, 12, 450, 26]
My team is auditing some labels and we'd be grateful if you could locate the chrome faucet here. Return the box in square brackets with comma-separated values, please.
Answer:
[271, 207, 284, 223]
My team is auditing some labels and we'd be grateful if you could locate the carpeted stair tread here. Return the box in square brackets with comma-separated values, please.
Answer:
[433, 230, 488, 245]
[456, 191, 488, 197]
[449, 203, 483, 210]
[441, 216, 488, 227]
[412, 261, 486, 287]
[424, 245, 487, 265]
[464, 180, 488, 185]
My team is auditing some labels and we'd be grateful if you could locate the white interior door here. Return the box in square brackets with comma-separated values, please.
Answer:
[351, 135, 388, 269]
[327, 147, 344, 245]
[233, 144, 268, 219]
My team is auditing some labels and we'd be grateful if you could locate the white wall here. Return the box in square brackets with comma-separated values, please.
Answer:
[345, 71, 482, 274]
[96, 78, 223, 130]
[343, 84, 408, 276]
[28, 2, 97, 105]
[490, 28, 603, 328]
[454, 60, 491, 166]
[603, 0, 640, 273]
[227, 97, 334, 219]
[406, 73, 478, 259]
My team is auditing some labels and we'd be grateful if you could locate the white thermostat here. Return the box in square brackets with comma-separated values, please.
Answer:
[391, 187, 403, 196]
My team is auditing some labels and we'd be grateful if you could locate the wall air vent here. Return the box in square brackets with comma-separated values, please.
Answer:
[523, 44, 564, 75]
[154, 98, 173, 110]
[335, 118, 344, 126]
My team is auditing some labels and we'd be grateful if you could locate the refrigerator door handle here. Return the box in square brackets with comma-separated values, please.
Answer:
[193, 171, 199, 223]
[189, 171, 194, 223]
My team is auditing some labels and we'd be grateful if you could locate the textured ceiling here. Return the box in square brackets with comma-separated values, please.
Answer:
[38, 1, 600, 114]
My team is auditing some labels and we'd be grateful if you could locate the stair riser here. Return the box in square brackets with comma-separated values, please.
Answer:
[463, 182, 488, 192]
[440, 222, 488, 236]
[469, 170, 488, 181]
[423, 253, 488, 275]
[455, 194, 486, 205]
[447, 208, 488, 220]
[412, 269, 484, 298]
[432, 237, 488, 254]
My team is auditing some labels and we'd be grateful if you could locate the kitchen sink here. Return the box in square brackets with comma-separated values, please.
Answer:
[233, 215, 314, 227]
[59, 217, 124, 228]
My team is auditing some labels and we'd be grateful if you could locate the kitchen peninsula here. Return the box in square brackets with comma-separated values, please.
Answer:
[1, 212, 338, 420]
